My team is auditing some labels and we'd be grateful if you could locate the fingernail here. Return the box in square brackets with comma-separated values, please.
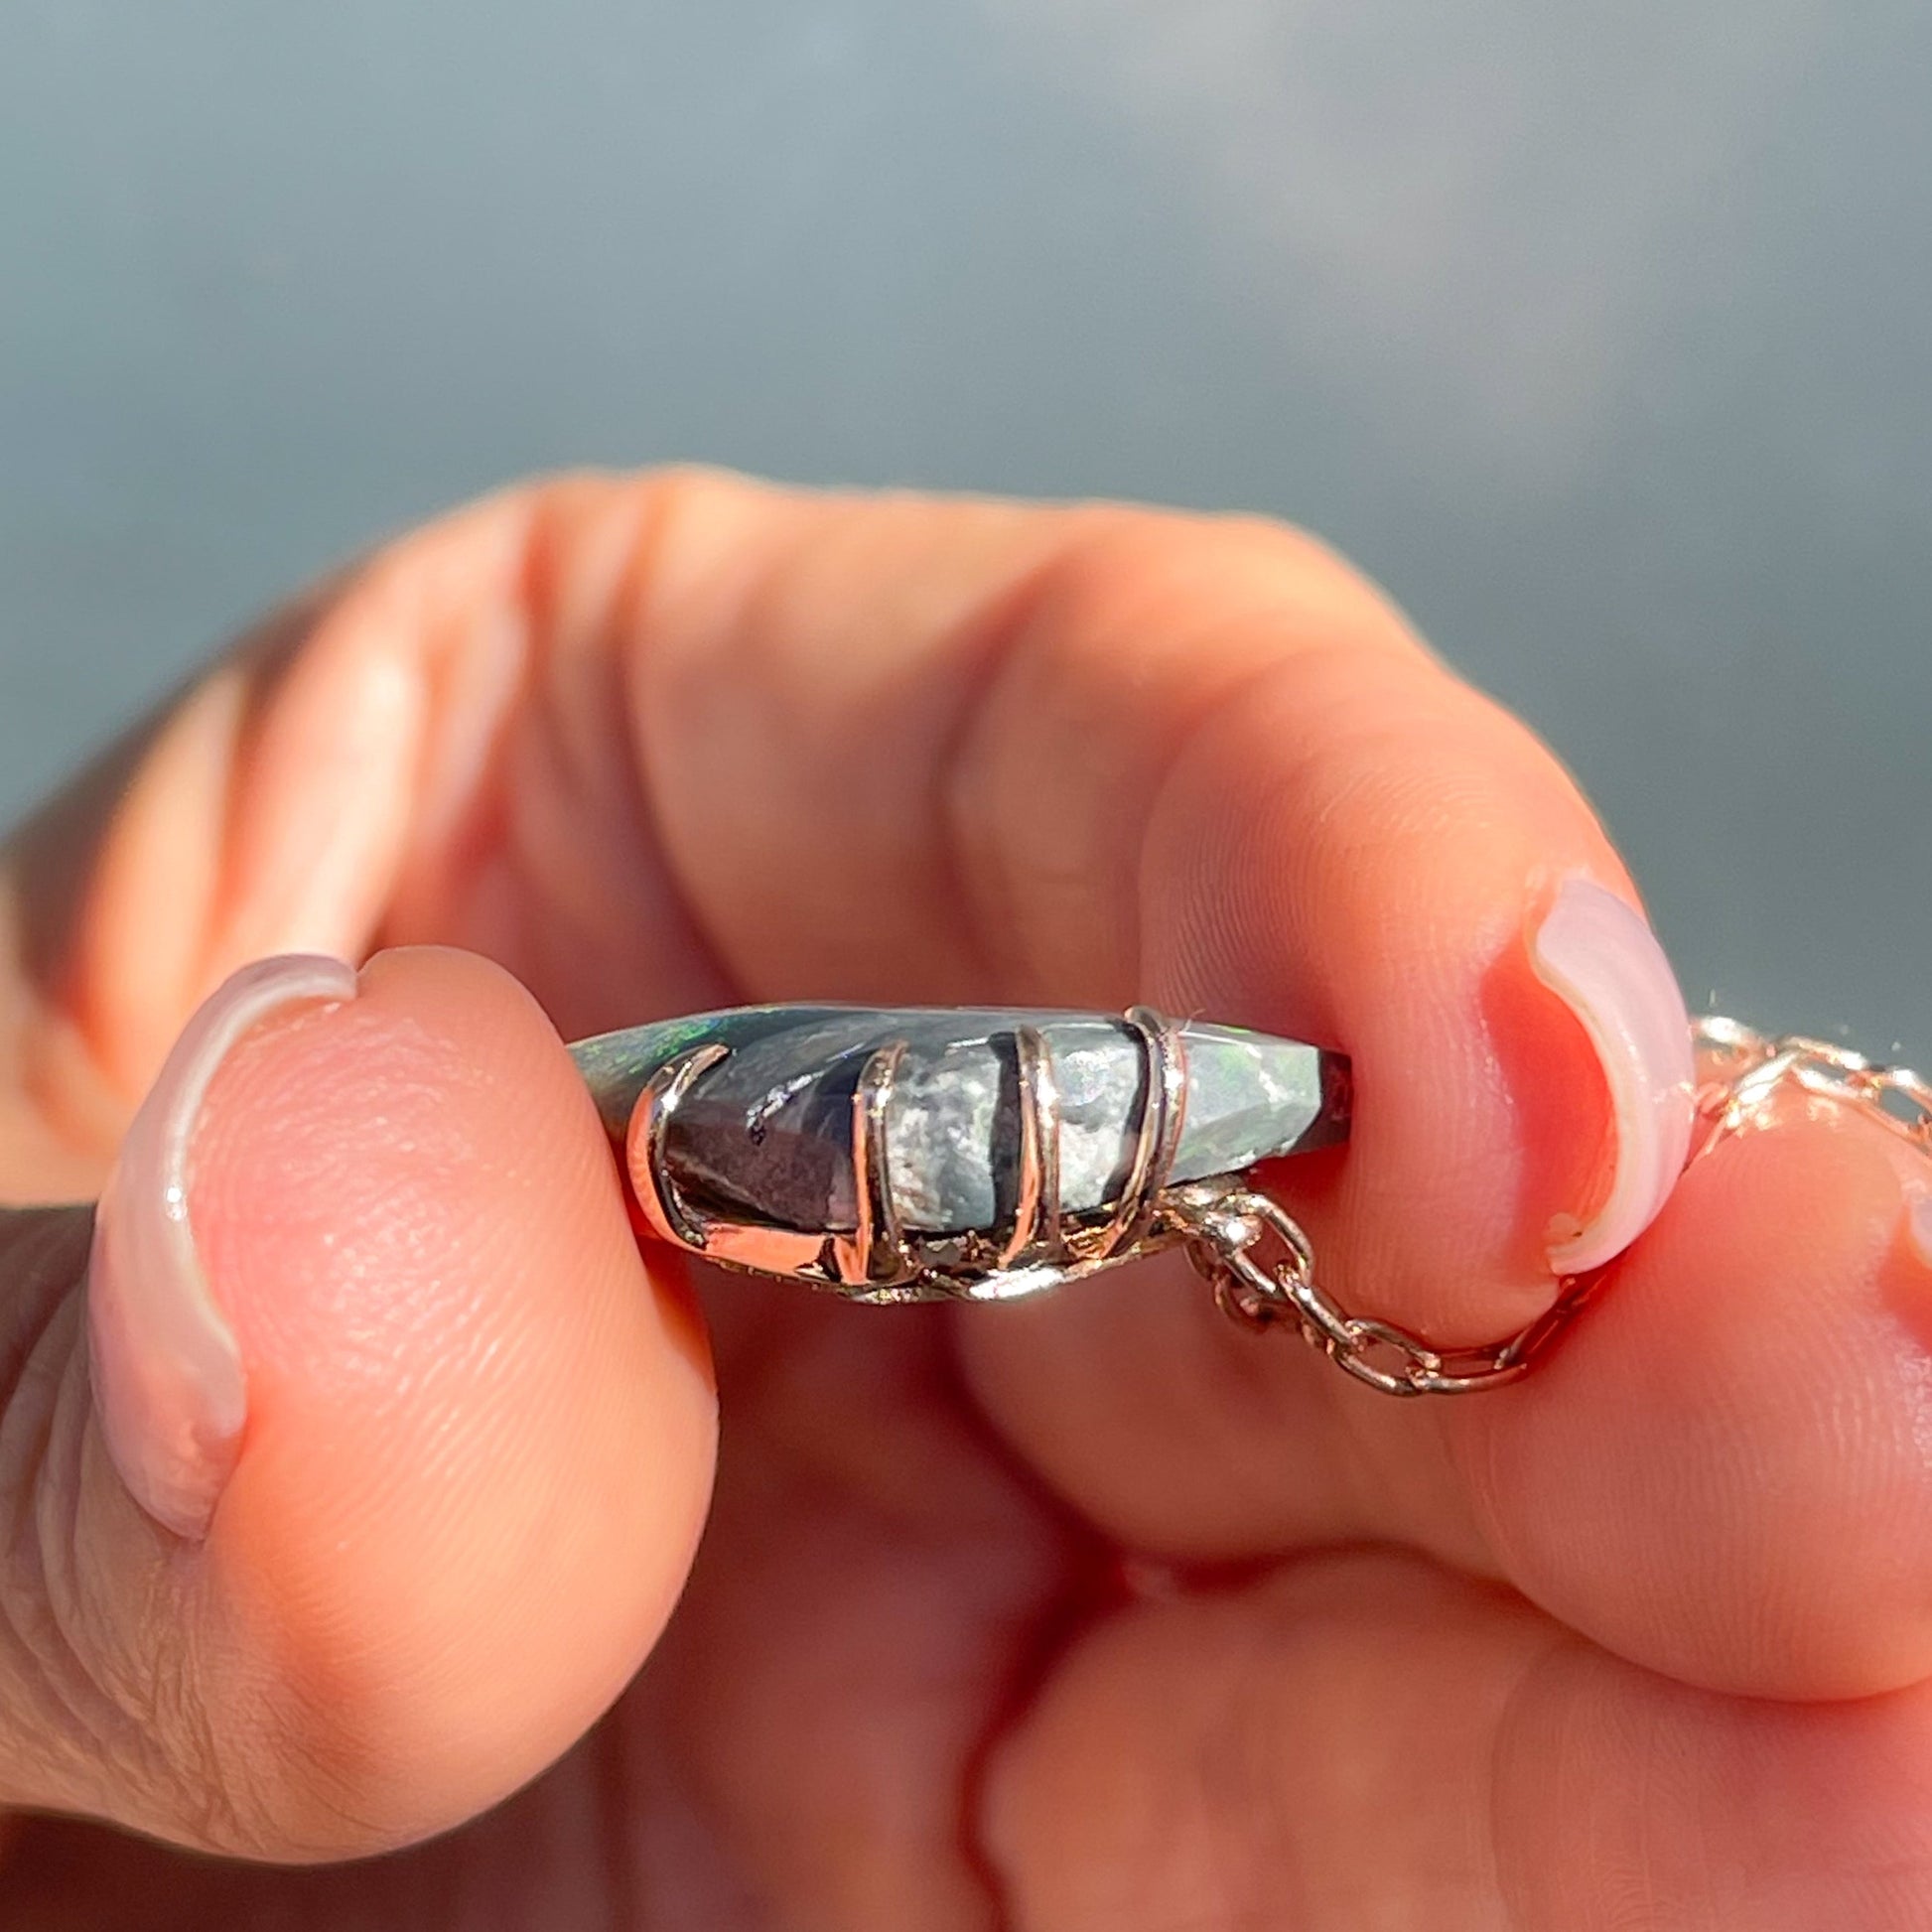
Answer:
[1907, 1192, 1932, 1272]
[1530, 878, 1695, 1275]
[86, 954, 358, 1538]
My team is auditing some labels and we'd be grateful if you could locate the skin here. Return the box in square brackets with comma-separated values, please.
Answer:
[0, 470, 1929, 1927]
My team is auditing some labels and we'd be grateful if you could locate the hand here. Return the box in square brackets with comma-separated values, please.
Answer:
[1, 473, 1926, 1929]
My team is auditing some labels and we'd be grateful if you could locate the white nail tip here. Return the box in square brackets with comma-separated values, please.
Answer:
[1530, 880, 1695, 1277]
[87, 954, 358, 1538]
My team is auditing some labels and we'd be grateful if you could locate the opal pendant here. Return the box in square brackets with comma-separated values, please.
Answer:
[571, 1003, 1348, 1305]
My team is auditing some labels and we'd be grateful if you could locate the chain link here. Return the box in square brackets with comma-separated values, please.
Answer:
[1687, 1016, 1932, 1155]
[1175, 1016, 1932, 1396]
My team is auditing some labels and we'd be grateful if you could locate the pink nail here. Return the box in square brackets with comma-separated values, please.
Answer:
[86, 955, 358, 1539]
[1530, 878, 1695, 1276]
[1907, 1193, 1932, 1272]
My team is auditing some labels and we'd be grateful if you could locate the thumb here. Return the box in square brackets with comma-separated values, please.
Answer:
[0, 947, 716, 1860]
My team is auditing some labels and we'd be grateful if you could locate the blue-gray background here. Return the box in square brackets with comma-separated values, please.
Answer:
[3, 1, 1928, 1051]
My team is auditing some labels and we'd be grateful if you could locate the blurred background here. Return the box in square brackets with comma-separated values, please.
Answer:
[3, 0, 1928, 1050]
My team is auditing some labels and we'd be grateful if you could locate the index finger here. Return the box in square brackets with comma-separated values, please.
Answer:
[620, 474, 1687, 1340]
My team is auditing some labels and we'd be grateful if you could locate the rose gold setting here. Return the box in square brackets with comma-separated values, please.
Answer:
[629, 1008, 1209, 1307]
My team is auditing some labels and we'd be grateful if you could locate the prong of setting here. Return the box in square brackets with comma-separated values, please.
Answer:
[1093, 1006, 1189, 1260]
[838, 1039, 910, 1286]
[632, 1041, 732, 1250]
[995, 1025, 1062, 1268]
